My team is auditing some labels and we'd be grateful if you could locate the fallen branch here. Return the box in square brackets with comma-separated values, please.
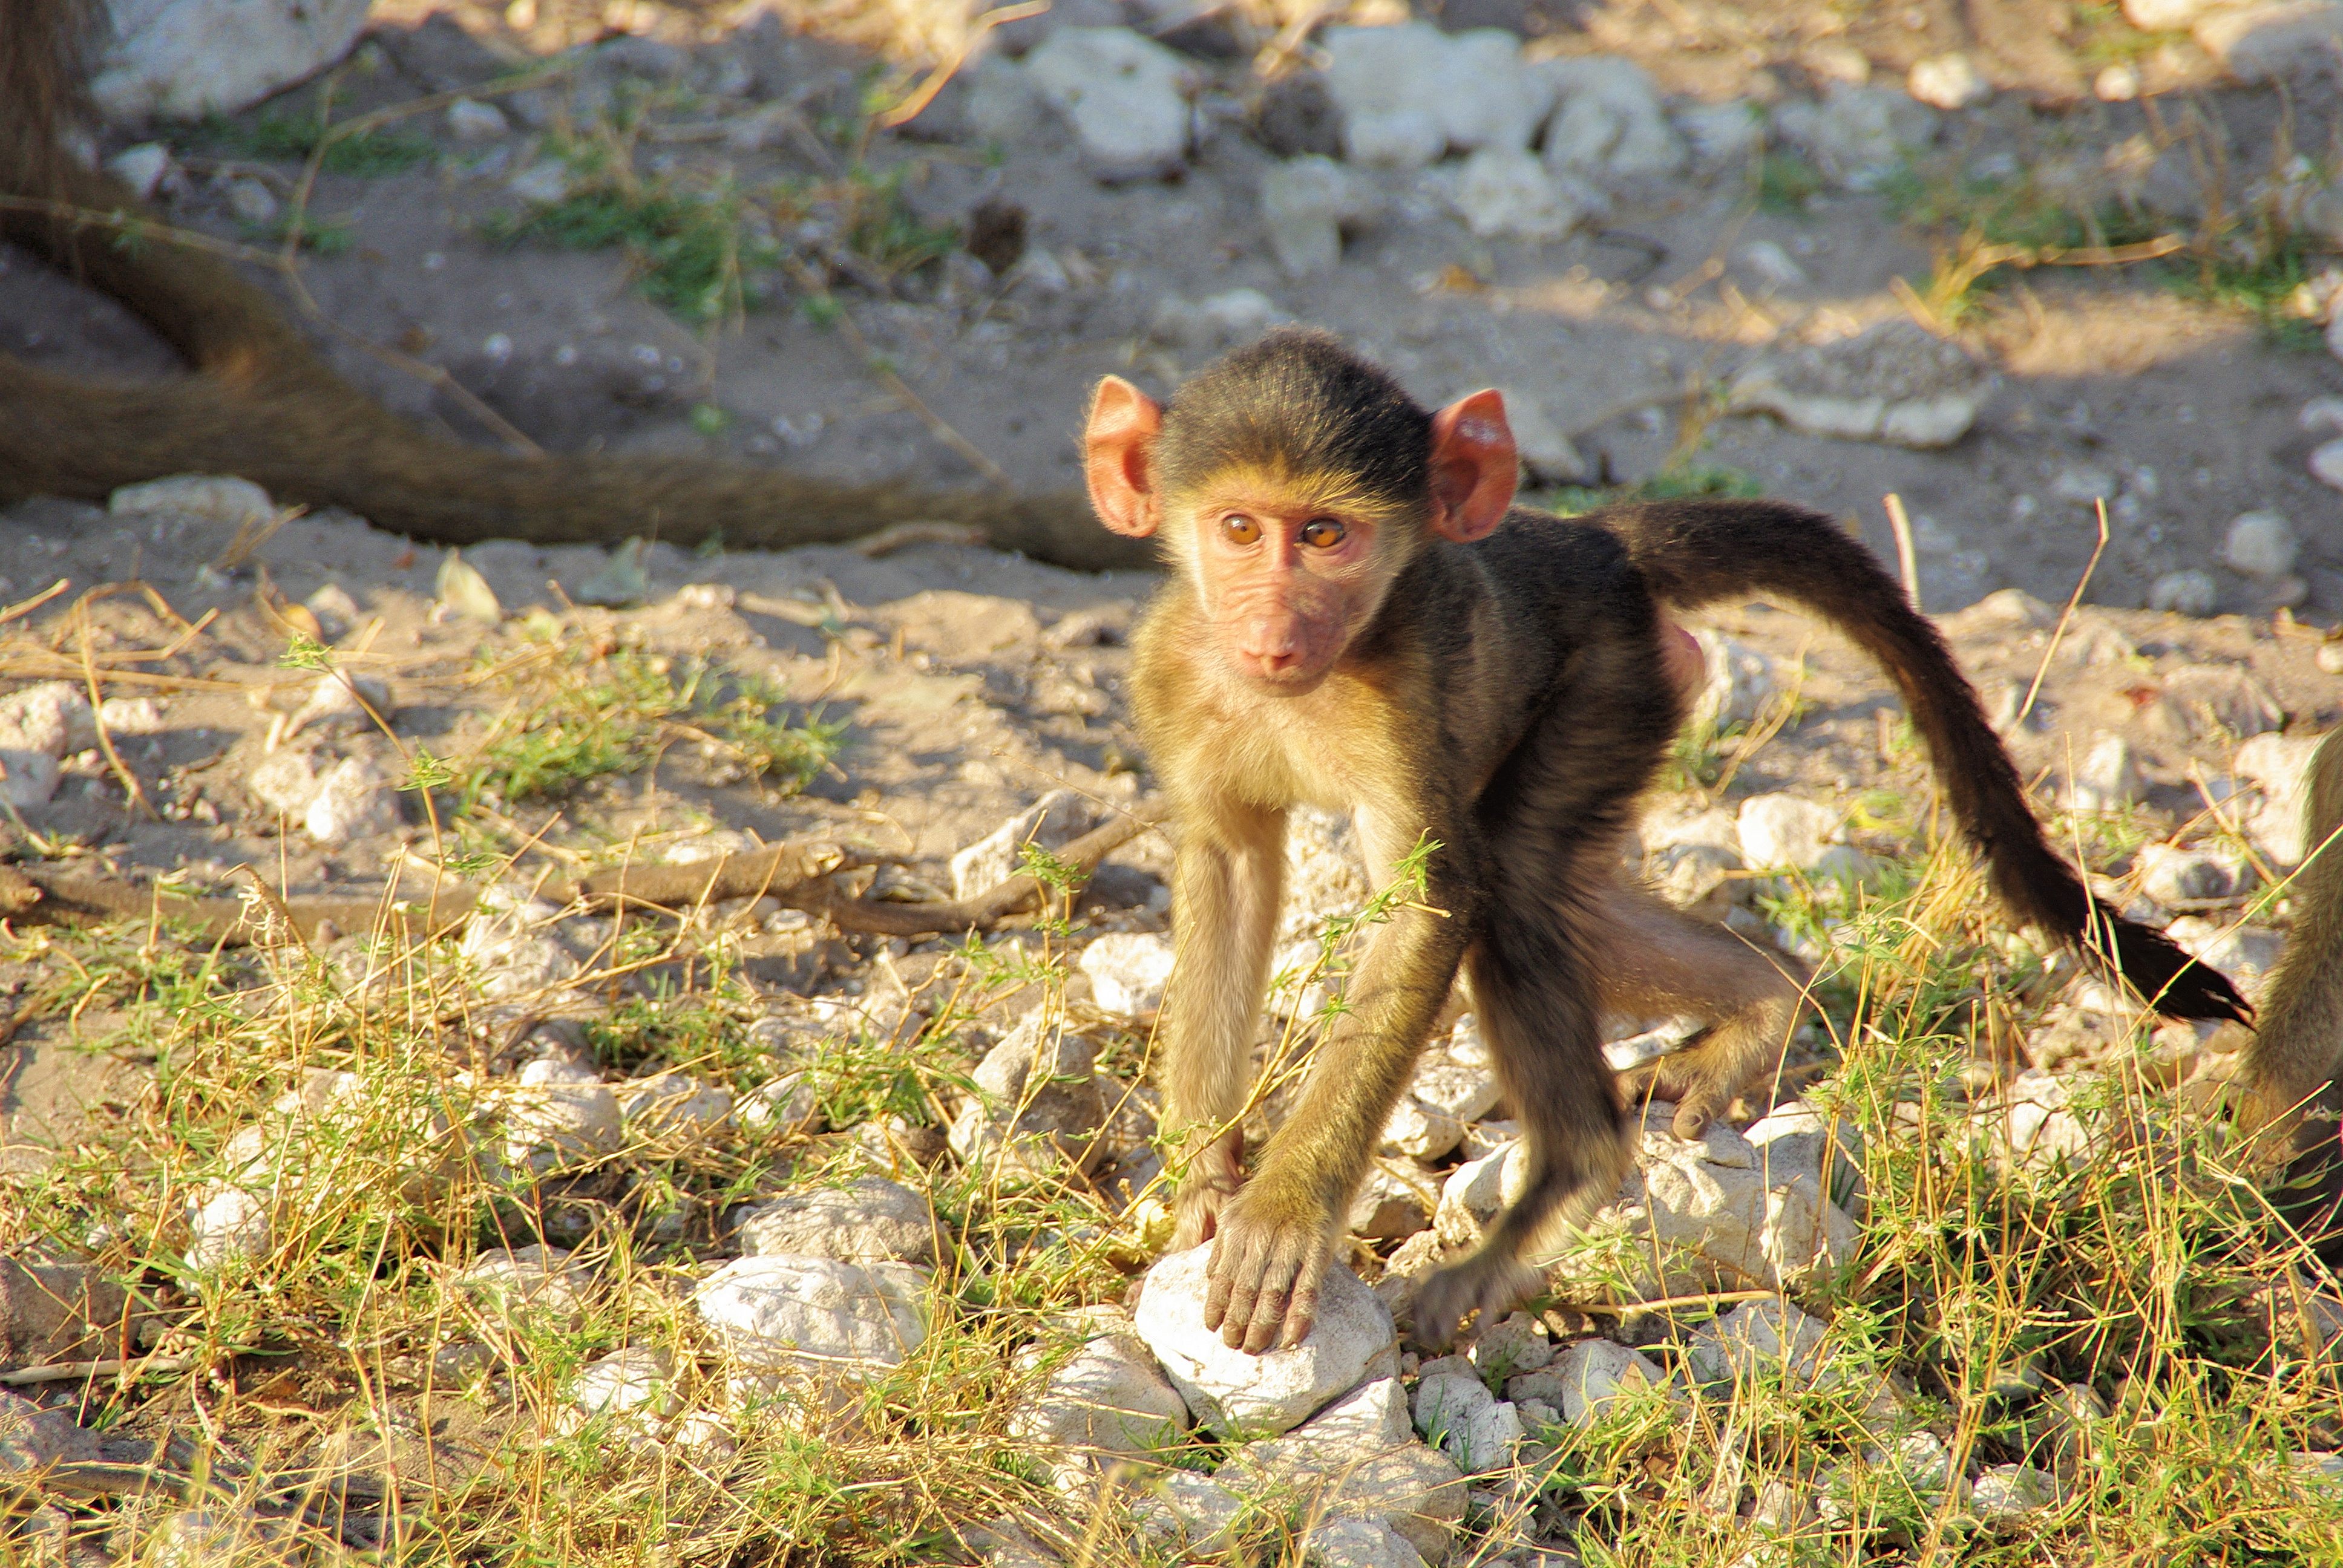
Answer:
[0, 814, 1156, 946]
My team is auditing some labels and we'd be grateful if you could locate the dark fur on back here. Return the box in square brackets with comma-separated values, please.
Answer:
[1153, 328, 1433, 508]
[1591, 497, 2251, 1024]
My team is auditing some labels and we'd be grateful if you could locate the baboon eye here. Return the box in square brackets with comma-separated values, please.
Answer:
[1221, 514, 1261, 545]
[1300, 517, 1348, 549]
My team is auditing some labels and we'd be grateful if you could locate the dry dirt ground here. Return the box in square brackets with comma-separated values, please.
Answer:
[4, 0, 2342, 619]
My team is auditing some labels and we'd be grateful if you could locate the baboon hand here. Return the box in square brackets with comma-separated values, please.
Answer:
[1171, 1130, 1246, 1250]
[1411, 1250, 1543, 1351]
[1201, 1189, 1336, 1354]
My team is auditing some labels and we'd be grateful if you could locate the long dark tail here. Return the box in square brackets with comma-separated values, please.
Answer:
[1592, 497, 2250, 1025]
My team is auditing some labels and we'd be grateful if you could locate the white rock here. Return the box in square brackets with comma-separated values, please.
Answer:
[1735, 240, 1810, 292]
[109, 472, 274, 530]
[1150, 289, 1288, 355]
[2309, 439, 2343, 491]
[1081, 933, 1177, 1016]
[2221, 510, 2301, 578]
[1637, 1114, 1856, 1290]
[500, 1080, 624, 1176]
[2196, 1, 2343, 83]
[1906, 53, 1991, 109]
[2096, 62, 2143, 100]
[948, 1013, 1106, 1181]
[1349, 1163, 1434, 1241]
[2065, 733, 2142, 812]
[1303, 1517, 1427, 1568]
[1222, 1425, 1465, 1561]
[1737, 794, 1843, 870]
[1132, 1246, 1397, 1439]
[569, 1345, 683, 1428]
[93, 0, 373, 121]
[693, 1255, 930, 1390]
[1262, 156, 1374, 278]
[1970, 1463, 2059, 1522]
[97, 696, 166, 735]
[186, 1184, 271, 1270]
[1513, 1338, 1668, 1426]
[303, 755, 398, 845]
[445, 98, 510, 141]
[1691, 633, 1777, 731]
[2149, 569, 2220, 616]
[0, 682, 91, 807]
[1743, 1102, 1864, 1206]
[106, 141, 173, 199]
[1499, 391, 1589, 482]
[1685, 1298, 1832, 1386]
[1436, 1139, 1531, 1246]
[1412, 1371, 1525, 1473]
[1539, 55, 1685, 181]
[1451, 146, 1598, 241]
[962, 55, 1043, 143]
[2135, 842, 2245, 904]
[1381, 1052, 1503, 1161]
[952, 789, 1106, 899]
[1281, 806, 1374, 945]
[2233, 733, 2330, 866]
[1729, 319, 1986, 446]
[2125, 0, 2220, 24]
[460, 1245, 594, 1329]
[459, 891, 592, 1001]
[738, 1175, 937, 1264]
[0, 750, 59, 808]
[224, 176, 279, 225]
[1010, 1316, 1190, 1463]
[1133, 1471, 1247, 1551]
[1323, 22, 1541, 169]
[506, 160, 572, 206]
[736, 1072, 824, 1137]
[1302, 1373, 1419, 1449]
[1021, 28, 1196, 181]
[1676, 100, 1765, 168]
[616, 1071, 734, 1140]
[1769, 83, 1938, 189]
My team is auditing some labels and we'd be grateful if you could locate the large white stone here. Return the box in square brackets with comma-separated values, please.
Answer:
[1009, 1314, 1189, 1464]
[2235, 733, 2330, 866]
[951, 789, 1106, 898]
[1132, 1246, 1397, 1439]
[460, 1245, 595, 1330]
[500, 1079, 623, 1177]
[1743, 1101, 1864, 1207]
[1081, 933, 1177, 1016]
[693, 1255, 930, 1377]
[2223, 510, 2301, 578]
[1411, 1370, 1525, 1473]
[738, 1175, 937, 1264]
[1737, 794, 1844, 870]
[1022, 28, 1196, 181]
[1635, 1113, 1857, 1290]
[94, 0, 373, 121]
[303, 756, 399, 846]
[1133, 1469, 1248, 1553]
[1302, 1517, 1427, 1568]
[1323, 23, 1552, 168]
[1381, 1050, 1503, 1161]
[1261, 157, 1376, 278]
[1221, 1423, 1466, 1561]
[1539, 55, 1685, 181]
[1450, 147, 1599, 241]
[1684, 1298, 1832, 1386]
[1729, 319, 1985, 446]
[1509, 1337, 1669, 1426]
[948, 1013, 1106, 1181]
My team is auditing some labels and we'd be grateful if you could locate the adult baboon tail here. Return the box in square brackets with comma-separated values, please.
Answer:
[0, 0, 1149, 574]
[1593, 496, 2253, 1026]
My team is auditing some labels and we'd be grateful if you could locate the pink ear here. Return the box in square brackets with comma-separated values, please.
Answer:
[1428, 389, 1518, 544]
[1084, 376, 1164, 539]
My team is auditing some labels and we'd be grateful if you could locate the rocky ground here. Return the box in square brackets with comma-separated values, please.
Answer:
[5, 0, 2343, 1563]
